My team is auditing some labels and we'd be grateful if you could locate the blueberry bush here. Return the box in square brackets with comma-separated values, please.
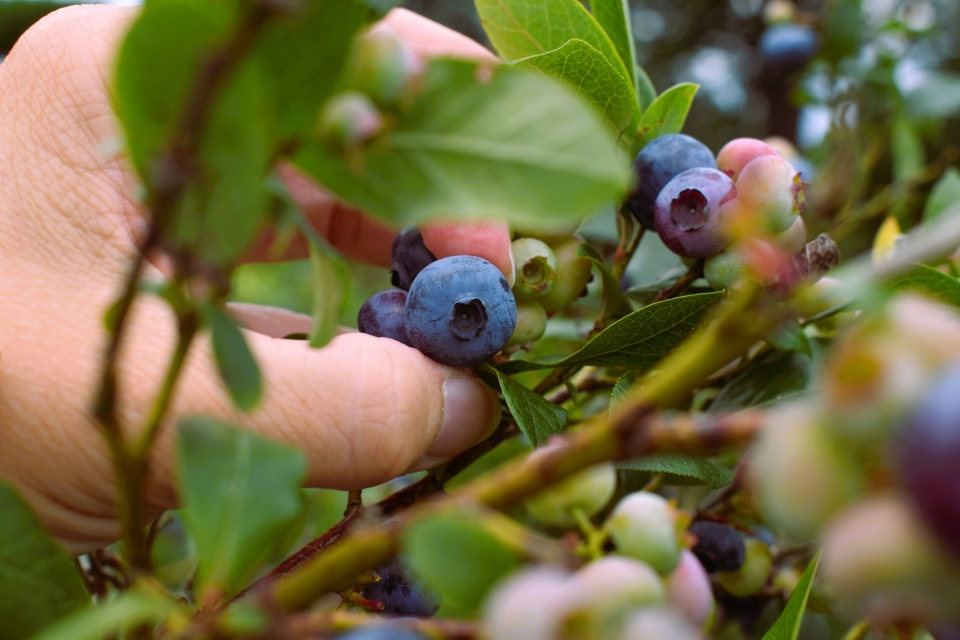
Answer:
[4, 0, 960, 639]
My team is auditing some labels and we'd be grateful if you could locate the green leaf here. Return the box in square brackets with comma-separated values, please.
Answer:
[252, 0, 367, 140]
[635, 65, 657, 113]
[295, 60, 628, 227]
[892, 116, 924, 182]
[617, 454, 734, 490]
[767, 320, 812, 357]
[610, 370, 638, 409]
[710, 350, 813, 412]
[32, 593, 177, 640]
[201, 302, 263, 412]
[177, 417, 307, 596]
[762, 550, 823, 640]
[924, 167, 960, 221]
[355, 0, 406, 20]
[888, 264, 960, 309]
[577, 243, 629, 323]
[630, 83, 699, 153]
[113, 0, 228, 176]
[308, 241, 351, 348]
[115, 1, 273, 266]
[590, 0, 638, 90]
[487, 367, 568, 448]
[475, 0, 630, 82]
[516, 39, 638, 133]
[0, 481, 89, 639]
[498, 292, 722, 374]
[404, 512, 522, 616]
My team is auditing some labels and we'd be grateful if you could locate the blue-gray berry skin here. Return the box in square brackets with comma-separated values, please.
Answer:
[689, 521, 746, 573]
[759, 24, 818, 68]
[362, 557, 441, 618]
[338, 627, 425, 640]
[358, 290, 412, 347]
[654, 167, 737, 259]
[391, 226, 436, 291]
[627, 133, 717, 229]
[404, 256, 516, 368]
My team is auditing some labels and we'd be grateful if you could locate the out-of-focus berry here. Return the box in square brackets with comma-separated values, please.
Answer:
[763, 0, 797, 24]
[338, 627, 425, 640]
[569, 556, 666, 619]
[358, 290, 413, 346]
[483, 567, 574, 640]
[362, 557, 441, 617]
[887, 296, 960, 370]
[777, 215, 807, 254]
[737, 155, 806, 234]
[821, 496, 960, 625]
[391, 226, 436, 291]
[538, 236, 594, 313]
[607, 492, 684, 575]
[716, 138, 778, 182]
[749, 402, 864, 540]
[619, 608, 704, 640]
[759, 23, 819, 68]
[899, 364, 960, 557]
[689, 521, 746, 574]
[704, 247, 753, 291]
[512, 238, 558, 302]
[627, 133, 718, 229]
[506, 301, 548, 348]
[717, 538, 772, 597]
[654, 168, 739, 259]
[525, 462, 617, 528]
[317, 91, 384, 149]
[666, 550, 715, 627]
[347, 29, 423, 108]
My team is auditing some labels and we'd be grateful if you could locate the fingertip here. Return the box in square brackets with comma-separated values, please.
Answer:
[419, 220, 515, 286]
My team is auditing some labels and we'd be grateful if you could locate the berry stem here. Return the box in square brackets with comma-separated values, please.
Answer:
[570, 506, 607, 560]
[839, 620, 870, 640]
[653, 259, 705, 303]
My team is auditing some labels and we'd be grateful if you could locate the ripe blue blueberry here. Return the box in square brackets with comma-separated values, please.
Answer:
[627, 133, 717, 229]
[898, 364, 960, 557]
[404, 256, 516, 368]
[362, 557, 442, 618]
[337, 627, 425, 640]
[759, 23, 819, 68]
[358, 290, 412, 347]
[391, 226, 436, 291]
[689, 521, 746, 573]
[654, 167, 738, 259]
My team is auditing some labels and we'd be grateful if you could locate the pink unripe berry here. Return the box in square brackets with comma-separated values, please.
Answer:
[717, 137, 779, 181]
[666, 550, 715, 627]
[737, 155, 806, 234]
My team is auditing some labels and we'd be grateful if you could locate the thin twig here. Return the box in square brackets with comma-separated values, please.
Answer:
[653, 259, 705, 303]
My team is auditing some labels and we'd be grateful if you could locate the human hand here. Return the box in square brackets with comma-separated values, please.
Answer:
[0, 5, 510, 554]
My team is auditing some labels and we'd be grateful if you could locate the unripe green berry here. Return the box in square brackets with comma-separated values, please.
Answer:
[512, 238, 558, 301]
[538, 236, 593, 313]
[717, 538, 772, 597]
[347, 29, 422, 108]
[506, 302, 547, 347]
[704, 250, 751, 291]
[777, 214, 807, 254]
[316, 91, 384, 149]
[525, 462, 617, 528]
[570, 557, 666, 617]
[607, 492, 684, 575]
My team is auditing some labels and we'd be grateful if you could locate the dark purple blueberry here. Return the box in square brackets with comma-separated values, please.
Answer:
[404, 256, 516, 368]
[898, 364, 960, 557]
[627, 133, 718, 229]
[362, 557, 441, 618]
[391, 226, 436, 291]
[759, 23, 819, 68]
[358, 290, 413, 347]
[654, 167, 738, 259]
[689, 521, 746, 573]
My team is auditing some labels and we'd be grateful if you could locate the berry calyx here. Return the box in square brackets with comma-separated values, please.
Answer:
[511, 238, 558, 302]
[654, 168, 738, 259]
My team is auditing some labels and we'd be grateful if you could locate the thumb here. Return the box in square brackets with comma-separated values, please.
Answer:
[150, 302, 501, 494]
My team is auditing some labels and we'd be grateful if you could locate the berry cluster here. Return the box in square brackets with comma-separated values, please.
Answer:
[748, 295, 960, 627]
[627, 133, 827, 293]
[358, 227, 517, 367]
[359, 224, 593, 366]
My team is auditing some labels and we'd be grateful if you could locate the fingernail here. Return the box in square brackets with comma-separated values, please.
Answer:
[427, 377, 501, 458]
